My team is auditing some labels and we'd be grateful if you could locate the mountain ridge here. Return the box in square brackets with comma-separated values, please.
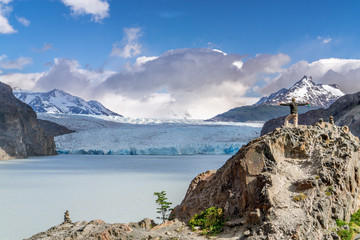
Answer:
[255, 75, 344, 107]
[14, 89, 123, 117]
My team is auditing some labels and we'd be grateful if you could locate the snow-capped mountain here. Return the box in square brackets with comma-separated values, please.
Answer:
[255, 76, 345, 107]
[14, 89, 123, 117]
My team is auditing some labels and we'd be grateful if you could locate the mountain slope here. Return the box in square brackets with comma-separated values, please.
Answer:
[14, 89, 122, 117]
[209, 104, 319, 122]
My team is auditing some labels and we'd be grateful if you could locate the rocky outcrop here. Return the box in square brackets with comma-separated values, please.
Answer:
[0, 82, 57, 160]
[172, 124, 360, 239]
[261, 91, 360, 137]
[26, 218, 207, 240]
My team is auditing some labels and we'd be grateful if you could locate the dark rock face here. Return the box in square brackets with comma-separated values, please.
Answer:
[0, 82, 57, 160]
[38, 119, 75, 137]
[172, 124, 360, 239]
[261, 92, 360, 137]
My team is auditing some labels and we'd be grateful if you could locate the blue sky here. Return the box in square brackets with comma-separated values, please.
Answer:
[1, 0, 360, 118]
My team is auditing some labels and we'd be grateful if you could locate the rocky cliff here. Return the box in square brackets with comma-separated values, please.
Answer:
[172, 124, 360, 239]
[0, 82, 57, 160]
[261, 92, 360, 137]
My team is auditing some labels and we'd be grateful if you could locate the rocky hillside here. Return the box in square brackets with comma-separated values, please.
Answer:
[172, 124, 360, 239]
[261, 91, 360, 137]
[0, 82, 57, 160]
[27, 123, 360, 239]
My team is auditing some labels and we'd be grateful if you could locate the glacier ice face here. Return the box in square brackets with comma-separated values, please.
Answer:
[39, 114, 262, 155]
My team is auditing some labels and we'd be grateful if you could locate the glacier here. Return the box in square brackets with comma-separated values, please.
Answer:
[39, 114, 263, 155]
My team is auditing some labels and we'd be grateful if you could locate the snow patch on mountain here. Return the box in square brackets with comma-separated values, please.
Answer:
[256, 76, 345, 107]
[14, 89, 122, 116]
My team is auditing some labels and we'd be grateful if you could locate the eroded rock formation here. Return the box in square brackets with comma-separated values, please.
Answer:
[172, 124, 360, 239]
[0, 82, 57, 160]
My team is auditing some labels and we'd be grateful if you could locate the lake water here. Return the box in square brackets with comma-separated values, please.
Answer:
[0, 154, 229, 240]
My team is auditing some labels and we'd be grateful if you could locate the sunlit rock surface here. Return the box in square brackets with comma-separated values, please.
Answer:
[172, 124, 360, 239]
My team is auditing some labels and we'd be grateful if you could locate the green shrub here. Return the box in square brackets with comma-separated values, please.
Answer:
[189, 207, 225, 235]
[351, 209, 360, 226]
[337, 229, 352, 240]
[336, 219, 347, 227]
[335, 212, 360, 240]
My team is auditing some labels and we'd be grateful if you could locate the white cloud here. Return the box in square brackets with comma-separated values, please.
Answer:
[232, 61, 243, 69]
[31, 43, 53, 52]
[0, 58, 115, 96]
[261, 58, 360, 95]
[4, 49, 360, 119]
[0, 50, 288, 119]
[0, 0, 12, 4]
[322, 38, 332, 44]
[0, 3, 16, 34]
[212, 49, 227, 55]
[0, 72, 45, 90]
[99, 49, 289, 118]
[16, 16, 30, 26]
[134, 56, 158, 68]
[61, 0, 109, 22]
[317, 36, 332, 44]
[135, 56, 158, 65]
[0, 55, 32, 69]
[111, 27, 143, 58]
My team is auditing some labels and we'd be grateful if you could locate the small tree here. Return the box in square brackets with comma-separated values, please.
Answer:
[154, 191, 173, 223]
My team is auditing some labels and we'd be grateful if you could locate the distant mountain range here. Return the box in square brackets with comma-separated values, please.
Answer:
[14, 89, 122, 117]
[209, 76, 345, 122]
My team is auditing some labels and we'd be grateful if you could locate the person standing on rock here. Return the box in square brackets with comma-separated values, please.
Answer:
[278, 97, 309, 127]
